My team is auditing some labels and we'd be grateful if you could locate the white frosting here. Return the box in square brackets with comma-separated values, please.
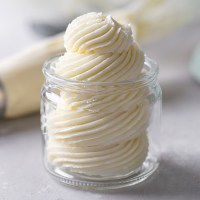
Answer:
[55, 44, 144, 82]
[48, 133, 148, 177]
[64, 12, 133, 54]
[59, 12, 144, 82]
[47, 99, 149, 147]
[47, 12, 149, 178]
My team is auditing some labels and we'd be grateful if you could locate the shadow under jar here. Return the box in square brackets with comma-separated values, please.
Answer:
[41, 56, 162, 190]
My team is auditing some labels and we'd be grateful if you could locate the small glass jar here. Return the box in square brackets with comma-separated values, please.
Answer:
[41, 55, 162, 190]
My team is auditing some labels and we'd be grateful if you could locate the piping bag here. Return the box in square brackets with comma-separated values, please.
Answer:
[0, 0, 194, 118]
[0, 34, 64, 118]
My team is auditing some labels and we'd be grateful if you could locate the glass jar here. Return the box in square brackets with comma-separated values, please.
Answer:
[41, 55, 162, 190]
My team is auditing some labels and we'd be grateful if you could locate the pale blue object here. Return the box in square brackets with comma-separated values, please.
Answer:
[190, 43, 200, 82]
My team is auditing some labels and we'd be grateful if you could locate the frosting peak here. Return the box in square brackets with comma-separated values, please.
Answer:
[64, 12, 133, 54]
[57, 12, 144, 82]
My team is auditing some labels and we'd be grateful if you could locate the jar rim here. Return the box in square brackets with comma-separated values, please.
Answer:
[43, 55, 159, 87]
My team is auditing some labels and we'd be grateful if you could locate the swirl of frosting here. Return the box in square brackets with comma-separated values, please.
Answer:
[55, 44, 144, 82]
[57, 86, 149, 113]
[47, 99, 149, 147]
[64, 12, 133, 54]
[46, 12, 150, 178]
[47, 133, 148, 177]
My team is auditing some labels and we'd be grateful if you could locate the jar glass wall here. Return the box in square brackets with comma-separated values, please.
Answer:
[41, 56, 162, 190]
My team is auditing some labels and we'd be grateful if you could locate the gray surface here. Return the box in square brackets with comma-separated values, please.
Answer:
[1, 1, 200, 199]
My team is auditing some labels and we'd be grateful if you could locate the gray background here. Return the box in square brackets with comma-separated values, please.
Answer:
[0, 1, 200, 199]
